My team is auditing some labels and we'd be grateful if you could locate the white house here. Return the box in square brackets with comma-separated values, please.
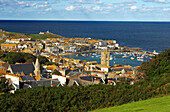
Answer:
[52, 74, 66, 86]
[5, 74, 20, 90]
[95, 64, 110, 73]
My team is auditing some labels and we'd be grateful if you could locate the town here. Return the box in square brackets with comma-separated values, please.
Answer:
[0, 30, 157, 93]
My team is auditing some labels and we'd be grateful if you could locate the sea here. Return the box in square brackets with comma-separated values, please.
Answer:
[0, 20, 169, 66]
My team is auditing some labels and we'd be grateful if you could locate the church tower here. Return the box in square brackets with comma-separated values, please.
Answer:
[34, 58, 41, 77]
[101, 48, 110, 66]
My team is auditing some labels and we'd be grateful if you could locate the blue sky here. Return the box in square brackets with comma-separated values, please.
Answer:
[0, 0, 170, 21]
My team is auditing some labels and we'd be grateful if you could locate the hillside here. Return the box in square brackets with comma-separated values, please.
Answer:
[93, 95, 170, 112]
[0, 30, 64, 42]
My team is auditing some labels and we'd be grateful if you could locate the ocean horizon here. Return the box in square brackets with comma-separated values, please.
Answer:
[0, 20, 170, 52]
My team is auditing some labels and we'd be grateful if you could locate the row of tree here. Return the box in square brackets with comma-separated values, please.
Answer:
[0, 51, 49, 65]
[0, 51, 50, 71]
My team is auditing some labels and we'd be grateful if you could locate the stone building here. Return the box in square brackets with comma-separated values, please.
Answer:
[101, 49, 110, 66]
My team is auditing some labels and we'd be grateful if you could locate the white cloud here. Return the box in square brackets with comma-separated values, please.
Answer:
[70, 0, 104, 5]
[163, 8, 170, 11]
[130, 6, 137, 10]
[143, 0, 166, 3]
[157, 0, 165, 2]
[46, 8, 52, 11]
[92, 6, 102, 11]
[18, 1, 24, 4]
[96, 1, 103, 4]
[65, 5, 75, 11]
[34, 2, 48, 9]
[30, 3, 36, 7]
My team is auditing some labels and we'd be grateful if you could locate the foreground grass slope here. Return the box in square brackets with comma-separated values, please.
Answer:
[93, 95, 170, 112]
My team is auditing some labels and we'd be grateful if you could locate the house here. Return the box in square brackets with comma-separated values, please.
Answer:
[52, 74, 66, 86]
[7, 63, 35, 76]
[22, 48, 34, 54]
[1, 43, 18, 51]
[7, 58, 41, 78]
[5, 73, 20, 90]
[46, 46, 60, 53]
[70, 75, 105, 86]
[5, 38, 21, 44]
[20, 79, 61, 89]
[5, 73, 62, 90]
[18, 44, 28, 49]
[95, 64, 110, 73]
[42, 64, 58, 75]
[39, 32, 45, 35]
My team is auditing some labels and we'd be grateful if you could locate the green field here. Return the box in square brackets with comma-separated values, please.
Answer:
[93, 95, 170, 112]
[0, 30, 64, 43]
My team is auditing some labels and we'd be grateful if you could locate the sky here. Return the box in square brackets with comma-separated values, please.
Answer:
[0, 0, 170, 21]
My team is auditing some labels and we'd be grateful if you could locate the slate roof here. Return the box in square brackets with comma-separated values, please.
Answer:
[10, 64, 35, 75]
[20, 79, 61, 88]
[20, 76, 35, 81]
[112, 68, 133, 72]
[80, 76, 102, 82]
[68, 71, 82, 77]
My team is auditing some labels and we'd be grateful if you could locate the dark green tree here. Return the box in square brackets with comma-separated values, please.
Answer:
[0, 77, 11, 93]
[52, 69, 61, 75]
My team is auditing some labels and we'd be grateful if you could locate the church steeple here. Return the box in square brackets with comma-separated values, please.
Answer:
[34, 57, 40, 78]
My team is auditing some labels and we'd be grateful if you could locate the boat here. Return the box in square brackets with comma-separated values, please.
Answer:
[137, 58, 144, 61]
[131, 57, 135, 60]
[122, 55, 128, 58]
[122, 59, 126, 61]
[110, 55, 113, 60]
[137, 56, 143, 59]
[82, 54, 85, 56]
[122, 53, 128, 58]
[137, 56, 144, 61]
[84, 56, 88, 57]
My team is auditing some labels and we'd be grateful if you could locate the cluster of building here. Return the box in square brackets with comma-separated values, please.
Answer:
[1, 37, 119, 54]
[0, 36, 139, 93]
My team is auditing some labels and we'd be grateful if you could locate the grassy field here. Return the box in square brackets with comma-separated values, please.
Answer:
[93, 95, 170, 112]
[0, 30, 64, 43]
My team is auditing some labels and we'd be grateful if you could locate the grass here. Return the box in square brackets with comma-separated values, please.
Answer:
[1, 30, 64, 40]
[26, 33, 64, 40]
[92, 95, 170, 112]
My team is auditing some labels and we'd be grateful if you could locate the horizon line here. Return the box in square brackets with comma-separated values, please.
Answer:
[0, 19, 170, 22]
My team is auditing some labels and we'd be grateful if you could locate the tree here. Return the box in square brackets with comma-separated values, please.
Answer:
[26, 59, 34, 64]
[0, 77, 11, 93]
[52, 70, 61, 75]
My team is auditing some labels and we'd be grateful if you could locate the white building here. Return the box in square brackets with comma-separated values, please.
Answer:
[52, 74, 66, 86]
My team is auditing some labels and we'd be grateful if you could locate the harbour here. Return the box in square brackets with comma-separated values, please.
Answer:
[62, 51, 152, 67]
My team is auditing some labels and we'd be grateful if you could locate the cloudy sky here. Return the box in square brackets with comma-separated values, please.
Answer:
[0, 0, 170, 21]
